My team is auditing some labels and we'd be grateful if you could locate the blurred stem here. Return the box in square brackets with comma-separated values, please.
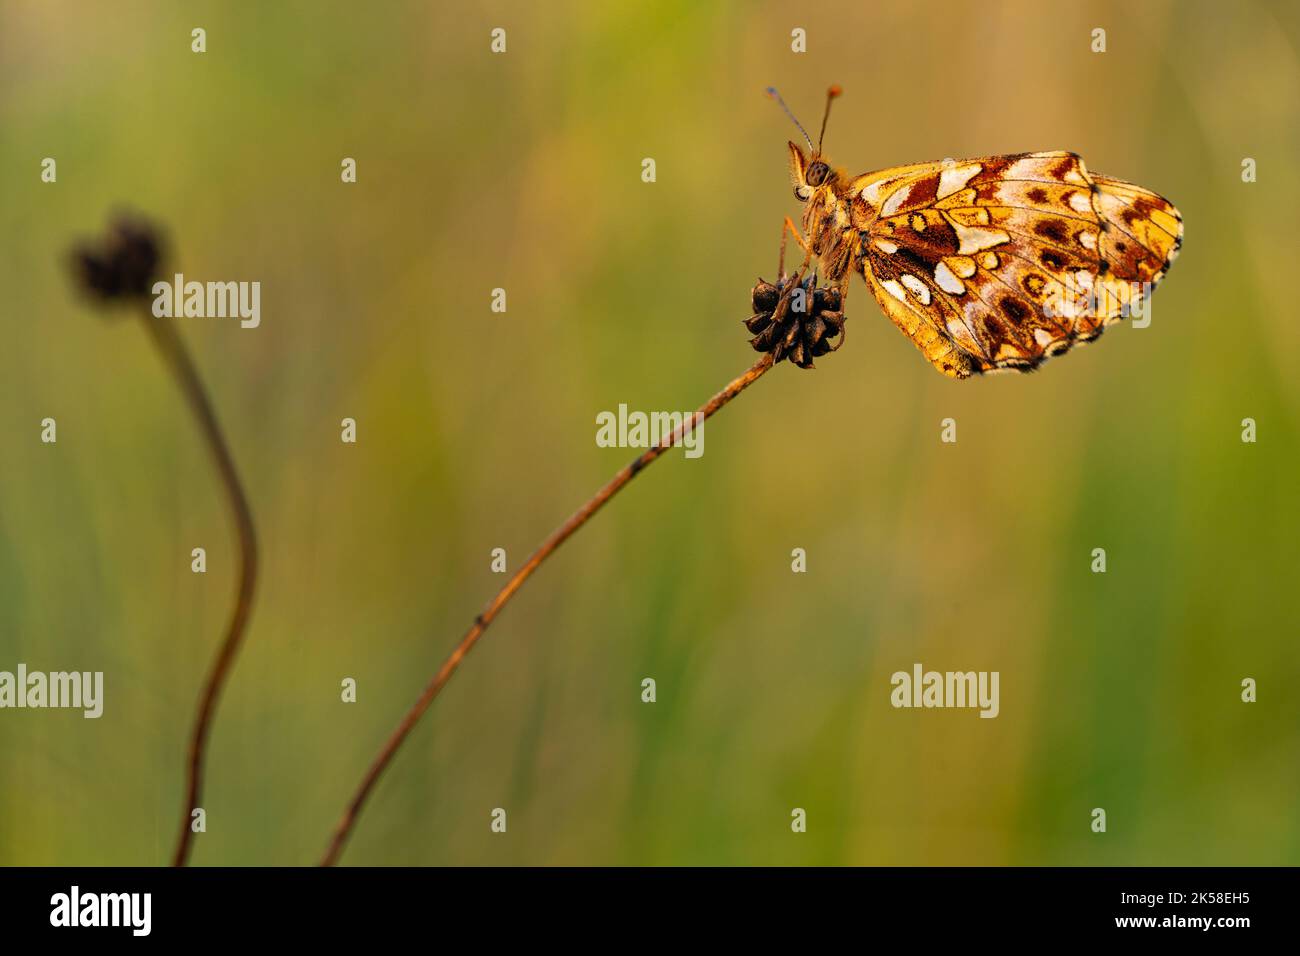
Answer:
[320, 350, 777, 865]
[140, 312, 259, 867]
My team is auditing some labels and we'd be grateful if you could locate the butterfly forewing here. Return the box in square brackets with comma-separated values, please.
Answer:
[851, 151, 1182, 378]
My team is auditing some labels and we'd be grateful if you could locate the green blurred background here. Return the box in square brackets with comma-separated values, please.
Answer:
[1, 0, 1297, 865]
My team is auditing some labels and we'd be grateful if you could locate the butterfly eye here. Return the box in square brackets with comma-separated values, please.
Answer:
[806, 162, 830, 186]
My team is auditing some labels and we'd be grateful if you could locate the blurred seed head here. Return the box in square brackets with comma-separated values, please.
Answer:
[71, 213, 165, 305]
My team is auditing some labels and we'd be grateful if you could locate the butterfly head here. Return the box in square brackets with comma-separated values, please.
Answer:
[787, 142, 834, 201]
[768, 85, 842, 202]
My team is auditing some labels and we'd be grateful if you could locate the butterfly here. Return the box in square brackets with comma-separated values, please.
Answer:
[765, 86, 1182, 378]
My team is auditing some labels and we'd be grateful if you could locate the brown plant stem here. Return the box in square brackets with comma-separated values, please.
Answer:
[320, 350, 777, 865]
[141, 313, 259, 867]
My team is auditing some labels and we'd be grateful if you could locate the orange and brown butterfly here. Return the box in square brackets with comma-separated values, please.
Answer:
[756, 86, 1182, 378]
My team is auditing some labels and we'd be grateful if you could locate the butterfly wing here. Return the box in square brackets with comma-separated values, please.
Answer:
[851, 151, 1182, 378]
[1091, 173, 1183, 290]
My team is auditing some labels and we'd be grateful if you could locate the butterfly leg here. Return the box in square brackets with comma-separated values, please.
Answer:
[778, 216, 812, 279]
[825, 275, 850, 351]
[813, 253, 853, 352]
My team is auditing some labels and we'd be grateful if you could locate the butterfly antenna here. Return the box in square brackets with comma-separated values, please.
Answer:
[818, 85, 842, 152]
[765, 86, 813, 151]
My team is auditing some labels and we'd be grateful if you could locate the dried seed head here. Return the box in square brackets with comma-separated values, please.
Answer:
[751, 279, 781, 313]
[71, 214, 164, 304]
[744, 274, 846, 369]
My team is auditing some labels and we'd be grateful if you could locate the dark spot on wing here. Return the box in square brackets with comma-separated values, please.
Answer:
[1000, 297, 1031, 326]
[1034, 219, 1069, 244]
[1051, 155, 1079, 179]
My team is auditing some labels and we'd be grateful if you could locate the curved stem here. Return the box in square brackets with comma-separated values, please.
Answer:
[320, 351, 776, 865]
[140, 314, 259, 867]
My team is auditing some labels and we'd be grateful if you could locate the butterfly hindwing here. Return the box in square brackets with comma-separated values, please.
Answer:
[851, 151, 1181, 378]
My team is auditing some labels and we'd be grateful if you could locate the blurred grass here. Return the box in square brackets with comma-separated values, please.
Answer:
[0, 0, 1297, 865]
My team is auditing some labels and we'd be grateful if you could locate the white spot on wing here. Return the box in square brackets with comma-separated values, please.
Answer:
[1068, 191, 1093, 214]
[860, 178, 890, 204]
[1007, 157, 1045, 180]
[937, 163, 981, 198]
[900, 273, 931, 304]
[874, 238, 899, 254]
[881, 279, 908, 303]
[880, 184, 911, 217]
[934, 261, 965, 295]
[954, 224, 1011, 255]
